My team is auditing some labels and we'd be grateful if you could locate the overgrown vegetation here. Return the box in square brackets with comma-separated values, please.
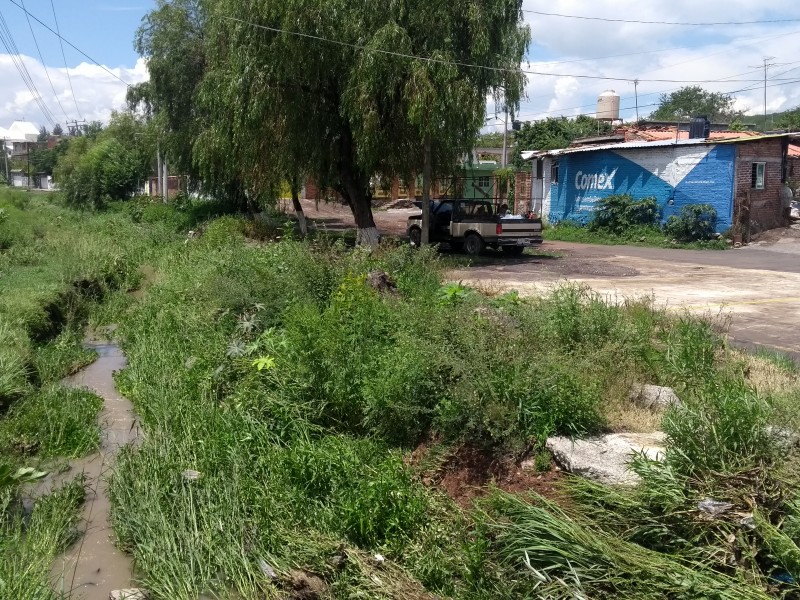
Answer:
[4, 192, 799, 598]
[0, 187, 166, 595]
[547, 194, 727, 248]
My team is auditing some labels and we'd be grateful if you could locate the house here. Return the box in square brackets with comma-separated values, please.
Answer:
[5, 120, 40, 158]
[519, 133, 799, 234]
[789, 143, 800, 193]
[303, 161, 510, 204]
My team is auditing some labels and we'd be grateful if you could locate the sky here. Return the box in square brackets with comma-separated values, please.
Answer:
[2, 1, 800, 132]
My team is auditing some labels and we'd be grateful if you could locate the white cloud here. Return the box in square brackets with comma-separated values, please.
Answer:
[0, 53, 148, 130]
[514, 0, 800, 124]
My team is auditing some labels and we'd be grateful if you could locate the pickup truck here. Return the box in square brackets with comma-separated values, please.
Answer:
[407, 199, 543, 255]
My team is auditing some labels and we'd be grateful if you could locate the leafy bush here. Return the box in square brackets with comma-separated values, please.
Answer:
[590, 194, 660, 235]
[663, 204, 717, 241]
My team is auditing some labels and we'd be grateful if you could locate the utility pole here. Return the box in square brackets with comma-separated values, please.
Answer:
[502, 99, 508, 168]
[421, 139, 432, 245]
[634, 79, 640, 122]
[750, 57, 775, 131]
[2, 138, 8, 184]
[65, 119, 86, 137]
[156, 145, 162, 200]
[162, 154, 169, 203]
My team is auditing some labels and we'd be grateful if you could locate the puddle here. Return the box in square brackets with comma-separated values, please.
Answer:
[36, 335, 143, 599]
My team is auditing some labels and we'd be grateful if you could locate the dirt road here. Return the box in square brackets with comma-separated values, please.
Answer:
[449, 241, 800, 359]
[288, 200, 800, 357]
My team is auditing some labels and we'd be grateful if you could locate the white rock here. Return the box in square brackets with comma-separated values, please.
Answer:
[629, 384, 680, 410]
[544, 432, 667, 485]
[110, 590, 148, 600]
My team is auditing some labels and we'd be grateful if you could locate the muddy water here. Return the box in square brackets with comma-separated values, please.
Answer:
[46, 338, 143, 599]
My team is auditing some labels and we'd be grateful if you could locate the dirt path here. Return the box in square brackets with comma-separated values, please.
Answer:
[49, 336, 142, 599]
[448, 243, 800, 359]
[287, 199, 415, 237]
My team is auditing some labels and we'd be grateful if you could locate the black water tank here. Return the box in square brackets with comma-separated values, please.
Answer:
[689, 116, 711, 139]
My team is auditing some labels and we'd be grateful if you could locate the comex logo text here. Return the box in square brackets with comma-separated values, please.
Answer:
[575, 168, 617, 191]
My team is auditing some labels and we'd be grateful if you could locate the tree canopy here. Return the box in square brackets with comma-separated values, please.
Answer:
[131, 0, 530, 243]
[649, 86, 742, 123]
[511, 115, 609, 165]
[54, 113, 155, 208]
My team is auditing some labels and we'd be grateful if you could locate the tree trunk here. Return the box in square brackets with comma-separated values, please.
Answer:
[290, 178, 308, 238]
[350, 191, 380, 246]
[336, 130, 380, 246]
[421, 140, 432, 245]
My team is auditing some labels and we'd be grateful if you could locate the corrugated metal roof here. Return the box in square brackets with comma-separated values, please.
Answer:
[789, 144, 800, 158]
[543, 137, 711, 157]
[520, 132, 800, 159]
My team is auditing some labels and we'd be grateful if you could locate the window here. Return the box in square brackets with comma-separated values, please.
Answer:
[433, 201, 453, 215]
[752, 162, 766, 190]
[478, 176, 491, 188]
[550, 160, 559, 184]
[535, 158, 544, 179]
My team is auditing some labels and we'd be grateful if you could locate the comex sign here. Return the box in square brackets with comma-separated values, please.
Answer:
[575, 168, 617, 191]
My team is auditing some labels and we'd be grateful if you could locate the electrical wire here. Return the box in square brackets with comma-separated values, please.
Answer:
[20, 0, 68, 122]
[5, 0, 130, 87]
[0, 8, 55, 126]
[48, 0, 82, 119]
[522, 10, 800, 27]
[220, 15, 792, 84]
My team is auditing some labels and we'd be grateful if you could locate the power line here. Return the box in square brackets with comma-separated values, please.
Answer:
[5, 0, 131, 87]
[221, 15, 793, 84]
[523, 10, 800, 27]
[49, 0, 82, 119]
[0, 8, 56, 126]
[20, 0, 68, 122]
[512, 65, 796, 120]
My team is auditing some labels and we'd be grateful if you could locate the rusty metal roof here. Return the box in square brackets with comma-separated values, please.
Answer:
[520, 132, 800, 159]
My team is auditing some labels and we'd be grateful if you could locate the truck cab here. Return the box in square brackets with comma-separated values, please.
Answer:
[407, 199, 543, 255]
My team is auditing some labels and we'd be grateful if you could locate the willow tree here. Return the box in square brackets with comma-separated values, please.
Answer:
[199, 0, 529, 244]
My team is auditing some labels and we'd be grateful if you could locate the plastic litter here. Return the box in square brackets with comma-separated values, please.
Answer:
[182, 469, 202, 481]
[697, 498, 733, 517]
[258, 558, 277, 580]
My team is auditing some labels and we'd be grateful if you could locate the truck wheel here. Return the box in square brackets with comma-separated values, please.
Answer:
[502, 246, 525, 257]
[409, 227, 422, 246]
[464, 233, 485, 256]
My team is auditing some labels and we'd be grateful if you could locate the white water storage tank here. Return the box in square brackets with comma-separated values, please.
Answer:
[597, 90, 620, 121]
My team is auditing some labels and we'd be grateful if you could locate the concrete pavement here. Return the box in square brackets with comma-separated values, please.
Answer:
[448, 241, 800, 359]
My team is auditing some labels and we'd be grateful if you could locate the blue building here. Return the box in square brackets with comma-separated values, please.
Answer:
[522, 134, 797, 234]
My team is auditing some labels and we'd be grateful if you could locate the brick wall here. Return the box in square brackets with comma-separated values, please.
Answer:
[734, 138, 787, 233]
[788, 157, 800, 192]
[515, 170, 532, 213]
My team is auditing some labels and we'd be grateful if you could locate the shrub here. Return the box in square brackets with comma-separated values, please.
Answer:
[590, 194, 660, 235]
[663, 204, 717, 241]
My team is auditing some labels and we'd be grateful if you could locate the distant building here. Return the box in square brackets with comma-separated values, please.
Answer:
[4, 121, 40, 158]
[519, 132, 800, 235]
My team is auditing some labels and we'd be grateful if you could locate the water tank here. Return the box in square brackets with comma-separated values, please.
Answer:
[689, 116, 711, 139]
[596, 90, 620, 121]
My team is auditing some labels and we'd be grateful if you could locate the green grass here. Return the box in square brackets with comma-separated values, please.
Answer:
[3, 190, 800, 598]
[0, 188, 190, 596]
[545, 221, 729, 250]
[0, 480, 85, 600]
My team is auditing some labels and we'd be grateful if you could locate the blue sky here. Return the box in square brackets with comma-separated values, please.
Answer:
[2, 1, 151, 67]
[2, 1, 800, 130]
